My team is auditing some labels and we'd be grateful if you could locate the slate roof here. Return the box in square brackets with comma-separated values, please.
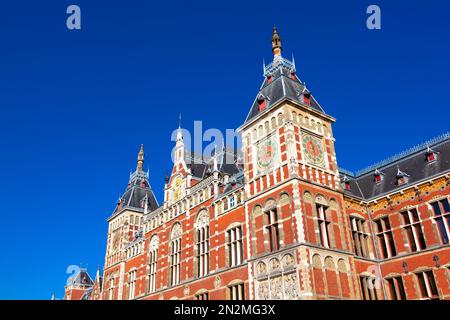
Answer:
[67, 268, 94, 287]
[184, 147, 243, 179]
[111, 170, 159, 218]
[340, 133, 450, 200]
[245, 56, 324, 124]
[217, 172, 244, 200]
[80, 288, 93, 300]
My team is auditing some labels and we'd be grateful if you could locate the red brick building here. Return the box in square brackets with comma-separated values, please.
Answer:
[65, 28, 450, 300]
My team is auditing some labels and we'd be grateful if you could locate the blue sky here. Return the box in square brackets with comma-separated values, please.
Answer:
[0, 0, 449, 299]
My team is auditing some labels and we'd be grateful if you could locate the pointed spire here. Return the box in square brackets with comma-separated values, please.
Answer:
[177, 113, 183, 142]
[164, 172, 169, 183]
[137, 144, 144, 172]
[95, 265, 101, 283]
[51, 292, 55, 300]
[272, 26, 282, 57]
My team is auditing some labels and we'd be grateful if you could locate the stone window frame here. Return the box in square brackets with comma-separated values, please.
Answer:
[373, 215, 397, 259]
[399, 207, 427, 253]
[147, 234, 159, 294]
[349, 215, 370, 258]
[194, 209, 210, 278]
[168, 223, 182, 287]
[428, 197, 450, 245]
[227, 281, 245, 300]
[413, 269, 439, 300]
[226, 224, 244, 267]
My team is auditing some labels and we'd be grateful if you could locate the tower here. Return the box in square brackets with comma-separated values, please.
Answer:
[102, 145, 159, 300]
[64, 268, 94, 300]
[238, 28, 349, 300]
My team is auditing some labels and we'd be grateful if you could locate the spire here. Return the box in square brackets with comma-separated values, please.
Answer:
[177, 113, 183, 142]
[174, 114, 185, 163]
[137, 144, 144, 172]
[272, 26, 282, 57]
[95, 265, 101, 283]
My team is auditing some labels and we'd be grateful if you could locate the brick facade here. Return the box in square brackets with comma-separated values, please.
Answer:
[64, 29, 450, 301]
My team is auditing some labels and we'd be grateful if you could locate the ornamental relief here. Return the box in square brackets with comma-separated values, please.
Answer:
[195, 210, 209, 229]
[254, 252, 300, 300]
[368, 179, 447, 212]
[149, 235, 159, 251]
[344, 200, 366, 212]
[170, 223, 182, 239]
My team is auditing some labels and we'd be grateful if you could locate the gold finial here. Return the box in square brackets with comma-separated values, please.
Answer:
[137, 144, 144, 172]
[272, 26, 282, 55]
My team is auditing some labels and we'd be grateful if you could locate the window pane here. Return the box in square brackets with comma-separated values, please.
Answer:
[431, 202, 442, 216]
[441, 199, 450, 213]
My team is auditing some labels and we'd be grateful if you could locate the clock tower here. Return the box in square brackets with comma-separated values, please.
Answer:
[239, 27, 340, 197]
[239, 28, 346, 300]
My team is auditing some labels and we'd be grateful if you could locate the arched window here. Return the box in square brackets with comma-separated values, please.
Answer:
[264, 200, 280, 252]
[195, 210, 210, 277]
[312, 254, 325, 296]
[227, 224, 243, 267]
[147, 235, 159, 293]
[324, 256, 339, 297]
[169, 223, 182, 286]
[338, 259, 351, 299]
[315, 195, 331, 248]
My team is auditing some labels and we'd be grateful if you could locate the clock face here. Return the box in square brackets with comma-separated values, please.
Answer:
[302, 134, 325, 167]
[257, 137, 277, 171]
[172, 176, 183, 201]
[112, 231, 120, 251]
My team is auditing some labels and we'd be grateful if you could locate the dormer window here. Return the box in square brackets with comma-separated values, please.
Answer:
[341, 175, 351, 190]
[230, 196, 236, 208]
[303, 92, 311, 105]
[257, 94, 267, 112]
[290, 72, 296, 80]
[396, 168, 410, 186]
[426, 146, 439, 163]
[267, 76, 272, 83]
[374, 169, 384, 184]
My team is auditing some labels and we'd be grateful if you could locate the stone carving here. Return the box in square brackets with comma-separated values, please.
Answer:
[282, 254, 295, 269]
[283, 273, 300, 300]
[214, 276, 221, 289]
[270, 276, 283, 299]
[254, 251, 301, 300]
[269, 258, 281, 272]
[195, 210, 209, 229]
[257, 281, 270, 300]
[171, 223, 182, 239]
[183, 285, 190, 296]
[149, 235, 159, 251]
[257, 262, 267, 275]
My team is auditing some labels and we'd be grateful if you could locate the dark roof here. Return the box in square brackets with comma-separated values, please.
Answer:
[218, 173, 244, 199]
[112, 170, 159, 216]
[184, 147, 243, 179]
[340, 133, 450, 200]
[81, 287, 93, 300]
[245, 56, 324, 124]
[68, 268, 94, 287]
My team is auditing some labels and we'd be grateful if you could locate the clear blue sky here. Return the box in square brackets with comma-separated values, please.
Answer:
[0, 0, 449, 299]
